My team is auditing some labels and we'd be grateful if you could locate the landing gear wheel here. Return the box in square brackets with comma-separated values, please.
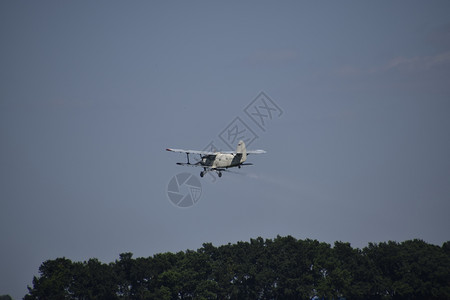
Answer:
[218, 172, 222, 178]
[200, 171, 204, 177]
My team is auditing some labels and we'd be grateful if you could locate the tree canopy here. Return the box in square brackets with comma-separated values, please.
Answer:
[25, 237, 450, 300]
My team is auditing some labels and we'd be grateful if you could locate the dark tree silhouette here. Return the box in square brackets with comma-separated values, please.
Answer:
[25, 237, 450, 300]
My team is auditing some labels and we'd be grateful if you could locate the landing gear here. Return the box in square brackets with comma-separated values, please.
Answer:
[200, 167, 207, 178]
[200, 169, 223, 178]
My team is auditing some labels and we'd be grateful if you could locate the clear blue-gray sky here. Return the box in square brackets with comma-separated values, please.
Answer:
[1, 1, 450, 298]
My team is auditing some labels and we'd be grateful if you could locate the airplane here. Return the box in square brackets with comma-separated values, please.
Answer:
[166, 140, 266, 178]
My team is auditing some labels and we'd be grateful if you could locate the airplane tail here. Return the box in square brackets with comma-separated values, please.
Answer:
[236, 140, 247, 163]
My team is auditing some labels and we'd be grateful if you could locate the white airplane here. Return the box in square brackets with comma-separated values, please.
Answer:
[166, 140, 266, 178]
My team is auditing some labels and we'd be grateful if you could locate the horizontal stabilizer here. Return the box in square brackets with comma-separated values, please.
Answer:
[247, 150, 266, 154]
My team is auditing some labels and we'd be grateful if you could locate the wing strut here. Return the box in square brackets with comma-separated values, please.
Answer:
[186, 153, 190, 164]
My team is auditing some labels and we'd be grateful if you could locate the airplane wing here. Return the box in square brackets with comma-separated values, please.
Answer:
[218, 149, 266, 154]
[176, 162, 253, 168]
[166, 148, 266, 155]
[176, 162, 202, 167]
[166, 148, 217, 155]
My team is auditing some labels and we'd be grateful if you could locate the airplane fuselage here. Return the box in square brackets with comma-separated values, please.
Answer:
[201, 153, 244, 168]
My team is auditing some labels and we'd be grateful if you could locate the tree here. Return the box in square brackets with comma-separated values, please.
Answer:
[24, 237, 450, 300]
[25, 257, 75, 300]
[70, 258, 118, 299]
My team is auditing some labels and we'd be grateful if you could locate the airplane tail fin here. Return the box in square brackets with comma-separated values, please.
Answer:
[236, 140, 247, 163]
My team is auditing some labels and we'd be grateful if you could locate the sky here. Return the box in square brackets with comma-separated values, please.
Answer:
[1, 1, 450, 298]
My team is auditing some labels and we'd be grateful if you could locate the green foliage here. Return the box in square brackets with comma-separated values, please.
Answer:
[25, 237, 450, 300]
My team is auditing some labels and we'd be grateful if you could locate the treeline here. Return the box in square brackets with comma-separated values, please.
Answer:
[25, 237, 450, 300]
